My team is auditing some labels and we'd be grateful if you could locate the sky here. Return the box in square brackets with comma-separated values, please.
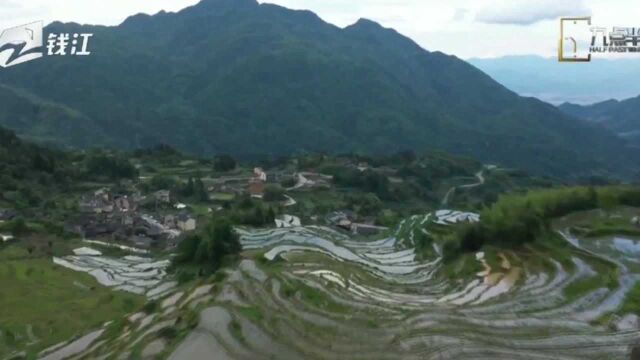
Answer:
[0, 0, 639, 59]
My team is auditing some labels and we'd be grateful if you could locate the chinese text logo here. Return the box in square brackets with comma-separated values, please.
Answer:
[47, 33, 93, 56]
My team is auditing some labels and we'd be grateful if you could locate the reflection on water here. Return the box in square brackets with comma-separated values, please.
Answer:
[613, 237, 640, 256]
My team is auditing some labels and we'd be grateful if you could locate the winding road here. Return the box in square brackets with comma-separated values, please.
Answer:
[441, 167, 487, 206]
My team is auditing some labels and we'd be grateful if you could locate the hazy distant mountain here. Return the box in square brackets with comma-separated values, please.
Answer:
[0, 0, 637, 179]
[559, 96, 640, 146]
[469, 55, 640, 105]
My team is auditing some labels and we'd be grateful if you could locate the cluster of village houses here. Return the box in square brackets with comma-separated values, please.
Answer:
[66, 166, 391, 248]
[60, 168, 277, 250]
[5, 161, 640, 249]
[69, 188, 196, 249]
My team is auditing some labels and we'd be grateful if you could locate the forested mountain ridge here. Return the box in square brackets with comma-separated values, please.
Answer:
[0, 0, 637, 179]
[559, 96, 640, 147]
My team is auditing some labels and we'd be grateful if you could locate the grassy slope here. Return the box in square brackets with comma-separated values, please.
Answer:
[0, 245, 144, 358]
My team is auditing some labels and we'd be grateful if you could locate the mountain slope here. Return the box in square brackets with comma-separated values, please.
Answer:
[0, 0, 637, 179]
[0, 84, 109, 148]
[0, 125, 73, 209]
[559, 97, 640, 146]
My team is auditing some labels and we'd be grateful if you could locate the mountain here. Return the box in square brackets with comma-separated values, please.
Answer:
[469, 55, 640, 105]
[559, 96, 640, 146]
[0, 125, 73, 209]
[0, 84, 108, 148]
[0, 0, 638, 179]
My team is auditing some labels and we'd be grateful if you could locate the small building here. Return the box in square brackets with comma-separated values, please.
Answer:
[249, 181, 265, 199]
[114, 195, 134, 212]
[177, 213, 197, 232]
[122, 213, 135, 226]
[253, 167, 267, 182]
[154, 190, 171, 204]
[164, 214, 177, 229]
[79, 196, 113, 214]
[632, 216, 640, 227]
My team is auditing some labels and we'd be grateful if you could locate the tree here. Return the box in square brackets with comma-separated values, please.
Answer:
[266, 207, 276, 225]
[181, 177, 195, 197]
[347, 193, 382, 216]
[85, 152, 137, 180]
[148, 175, 177, 191]
[214, 155, 236, 172]
[3, 218, 29, 236]
[195, 178, 208, 201]
[172, 218, 241, 273]
[174, 234, 201, 264]
[263, 185, 285, 202]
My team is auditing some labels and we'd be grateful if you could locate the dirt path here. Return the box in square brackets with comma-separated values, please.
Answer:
[441, 168, 486, 206]
[287, 173, 309, 191]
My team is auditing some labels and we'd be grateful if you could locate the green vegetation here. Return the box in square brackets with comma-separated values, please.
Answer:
[84, 151, 138, 180]
[178, 177, 209, 202]
[0, 127, 138, 215]
[563, 255, 619, 301]
[620, 283, 640, 316]
[295, 283, 350, 314]
[571, 215, 640, 238]
[263, 185, 286, 202]
[441, 186, 640, 259]
[172, 218, 241, 277]
[213, 155, 237, 172]
[284, 152, 549, 224]
[227, 197, 276, 227]
[236, 306, 264, 323]
[560, 96, 640, 149]
[0, 245, 143, 358]
[1, 1, 638, 179]
[0, 127, 74, 210]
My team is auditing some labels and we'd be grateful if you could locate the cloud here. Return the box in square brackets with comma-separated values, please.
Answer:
[452, 8, 469, 22]
[0, 1, 49, 24]
[475, 0, 591, 25]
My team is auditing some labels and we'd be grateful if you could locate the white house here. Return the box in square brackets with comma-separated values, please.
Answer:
[253, 167, 267, 182]
[177, 213, 197, 232]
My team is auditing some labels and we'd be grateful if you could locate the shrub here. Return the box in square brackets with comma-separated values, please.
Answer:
[142, 300, 159, 314]
[213, 155, 236, 172]
[451, 186, 640, 258]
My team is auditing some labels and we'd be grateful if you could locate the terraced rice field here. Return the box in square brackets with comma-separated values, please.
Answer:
[53, 246, 174, 297]
[165, 211, 640, 359]
[55, 210, 640, 359]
